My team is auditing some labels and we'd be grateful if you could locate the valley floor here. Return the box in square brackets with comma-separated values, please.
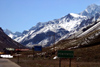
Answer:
[10, 58, 100, 67]
[9, 43, 100, 67]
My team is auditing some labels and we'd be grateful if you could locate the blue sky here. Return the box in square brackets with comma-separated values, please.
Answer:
[0, 0, 100, 32]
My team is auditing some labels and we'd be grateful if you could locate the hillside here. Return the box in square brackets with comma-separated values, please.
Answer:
[42, 26, 100, 62]
[46, 19, 100, 55]
[13, 4, 100, 48]
[0, 27, 25, 51]
[14, 13, 87, 47]
[4, 4, 100, 48]
[52, 28, 100, 51]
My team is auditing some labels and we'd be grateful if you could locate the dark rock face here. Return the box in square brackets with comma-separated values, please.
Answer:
[0, 27, 25, 51]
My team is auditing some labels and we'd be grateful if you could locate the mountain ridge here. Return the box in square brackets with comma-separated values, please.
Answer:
[0, 27, 26, 51]
[80, 4, 100, 17]
[14, 13, 88, 47]
[4, 4, 100, 48]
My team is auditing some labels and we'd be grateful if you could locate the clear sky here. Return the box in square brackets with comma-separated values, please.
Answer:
[0, 0, 100, 32]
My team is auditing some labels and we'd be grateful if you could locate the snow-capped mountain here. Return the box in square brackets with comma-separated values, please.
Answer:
[67, 13, 100, 39]
[80, 4, 100, 17]
[4, 29, 21, 39]
[14, 13, 88, 47]
[6, 4, 100, 48]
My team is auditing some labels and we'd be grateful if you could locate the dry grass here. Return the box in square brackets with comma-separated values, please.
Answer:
[10, 57, 100, 67]
[10, 45, 100, 67]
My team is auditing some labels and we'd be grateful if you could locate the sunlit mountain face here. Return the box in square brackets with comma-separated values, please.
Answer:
[4, 4, 100, 48]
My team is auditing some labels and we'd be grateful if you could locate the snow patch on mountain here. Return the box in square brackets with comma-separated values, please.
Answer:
[14, 13, 88, 47]
[8, 33, 14, 38]
[4, 29, 21, 39]
[5, 4, 100, 48]
[78, 21, 100, 37]
[70, 13, 86, 18]
[80, 4, 100, 17]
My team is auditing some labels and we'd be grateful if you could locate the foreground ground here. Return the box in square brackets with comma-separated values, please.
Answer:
[0, 58, 20, 67]
[10, 57, 100, 67]
[8, 43, 100, 67]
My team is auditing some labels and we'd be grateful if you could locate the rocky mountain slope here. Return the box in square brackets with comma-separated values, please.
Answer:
[80, 4, 100, 17]
[0, 27, 25, 51]
[4, 4, 100, 48]
[4, 29, 21, 39]
[50, 20, 100, 51]
[14, 13, 88, 47]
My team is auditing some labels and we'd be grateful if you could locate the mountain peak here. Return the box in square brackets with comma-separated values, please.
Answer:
[87, 4, 98, 8]
[70, 13, 86, 18]
[4, 29, 21, 39]
[85, 4, 99, 13]
[5, 4, 100, 48]
[80, 4, 100, 17]
[4, 29, 13, 35]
